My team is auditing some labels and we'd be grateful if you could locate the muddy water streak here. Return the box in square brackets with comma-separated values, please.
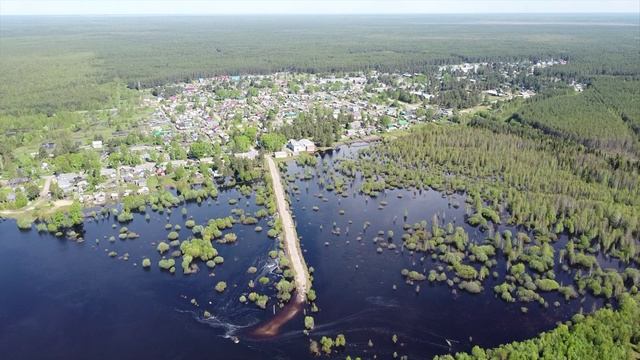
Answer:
[247, 294, 305, 338]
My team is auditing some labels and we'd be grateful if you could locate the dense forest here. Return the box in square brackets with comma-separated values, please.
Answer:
[1, 14, 638, 116]
[591, 78, 640, 137]
[434, 293, 639, 360]
[340, 121, 639, 262]
[276, 106, 352, 147]
[507, 82, 639, 154]
[334, 120, 639, 317]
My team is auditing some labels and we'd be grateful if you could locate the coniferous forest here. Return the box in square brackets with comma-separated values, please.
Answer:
[1, 14, 639, 116]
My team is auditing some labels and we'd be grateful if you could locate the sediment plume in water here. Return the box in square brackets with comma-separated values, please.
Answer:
[247, 294, 304, 338]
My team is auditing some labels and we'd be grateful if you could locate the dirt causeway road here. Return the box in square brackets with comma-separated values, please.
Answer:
[265, 155, 310, 302]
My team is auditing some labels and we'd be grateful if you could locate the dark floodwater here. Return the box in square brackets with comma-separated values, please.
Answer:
[282, 143, 622, 359]
[0, 188, 312, 359]
[0, 144, 624, 359]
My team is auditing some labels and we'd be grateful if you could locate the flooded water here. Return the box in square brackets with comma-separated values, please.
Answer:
[281, 143, 616, 359]
[0, 188, 311, 359]
[0, 144, 622, 359]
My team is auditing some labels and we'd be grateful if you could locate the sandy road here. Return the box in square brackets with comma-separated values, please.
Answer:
[265, 155, 310, 301]
[40, 176, 53, 198]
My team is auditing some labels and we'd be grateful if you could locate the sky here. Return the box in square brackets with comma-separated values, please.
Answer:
[0, 0, 638, 15]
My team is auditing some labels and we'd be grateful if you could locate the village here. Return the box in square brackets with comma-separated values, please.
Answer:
[0, 58, 574, 211]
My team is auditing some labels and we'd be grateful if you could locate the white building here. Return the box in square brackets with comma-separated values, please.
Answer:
[274, 151, 289, 159]
[287, 139, 306, 153]
[287, 139, 316, 154]
[235, 148, 260, 160]
[299, 139, 316, 152]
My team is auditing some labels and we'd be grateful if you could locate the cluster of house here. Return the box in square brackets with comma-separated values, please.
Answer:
[150, 59, 567, 149]
[50, 159, 211, 205]
[53, 170, 119, 205]
[438, 58, 571, 102]
[3, 58, 577, 209]
[149, 71, 437, 152]
[0, 177, 30, 203]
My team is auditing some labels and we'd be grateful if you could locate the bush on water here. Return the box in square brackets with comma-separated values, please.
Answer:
[307, 289, 317, 302]
[157, 242, 170, 254]
[158, 258, 175, 270]
[117, 211, 133, 223]
[320, 336, 334, 354]
[222, 232, 238, 243]
[255, 295, 268, 309]
[16, 217, 34, 230]
[215, 281, 227, 293]
[304, 316, 315, 330]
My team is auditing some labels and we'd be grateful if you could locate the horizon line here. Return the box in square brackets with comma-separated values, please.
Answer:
[2, 12, 639, 16]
